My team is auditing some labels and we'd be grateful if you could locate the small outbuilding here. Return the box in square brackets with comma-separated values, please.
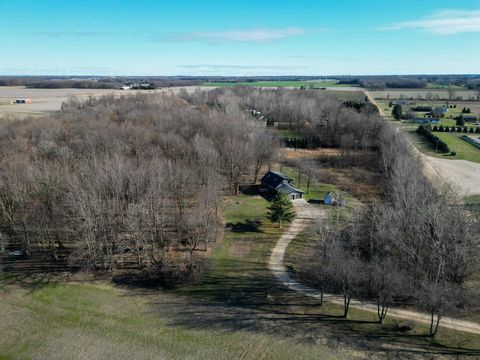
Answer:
[261, 170, 304, 200]
[324, 192, 336, 205]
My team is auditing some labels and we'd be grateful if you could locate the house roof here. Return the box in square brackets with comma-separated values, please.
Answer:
[261, 170, 292, 189]
[276, 182, 304, 195]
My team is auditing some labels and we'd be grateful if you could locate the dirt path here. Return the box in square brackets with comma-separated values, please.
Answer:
[268, 199, 480, 335]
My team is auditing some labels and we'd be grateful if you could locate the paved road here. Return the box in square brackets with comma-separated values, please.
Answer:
[268, 199, 480, 334]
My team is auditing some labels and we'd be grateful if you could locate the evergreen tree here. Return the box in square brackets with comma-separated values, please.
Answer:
[392, 104, 402, 120]
[456, 116, 465, 126]
[267, 193, 296, 228]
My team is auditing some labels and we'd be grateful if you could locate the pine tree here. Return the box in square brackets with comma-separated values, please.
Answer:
[267, 193, 296, 228]
[392, 104, 402, 120]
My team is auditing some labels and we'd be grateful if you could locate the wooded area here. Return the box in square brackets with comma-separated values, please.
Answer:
[1, 88, 478, 335]
[0, 92, 280, 282]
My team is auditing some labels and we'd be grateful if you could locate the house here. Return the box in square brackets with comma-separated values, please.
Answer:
[415, 118, 439, 124]
[462, 115, 478, 122]
[324, 192, 336, 205]
[261, 170, 304, 200]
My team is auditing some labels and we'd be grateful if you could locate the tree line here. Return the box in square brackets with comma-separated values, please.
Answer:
[302, 119, 478, 336]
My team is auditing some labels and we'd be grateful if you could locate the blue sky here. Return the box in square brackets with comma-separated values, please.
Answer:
[0, 0, 479, 76]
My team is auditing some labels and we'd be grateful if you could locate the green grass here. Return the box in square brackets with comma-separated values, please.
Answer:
[426, 83, 466, 89]
[283, 216, 480, 353]
[203, 80, 357, 88]
[465, 195, 480, 205]
[1, 280, 349, 359]
[280, 166, 347, 203]
[277, 129, 302, 139]
[179, 194, 284, 303]
[2, 194, 480, 358]
[411, 131, 480, 163]
[0, 195, 353, 359]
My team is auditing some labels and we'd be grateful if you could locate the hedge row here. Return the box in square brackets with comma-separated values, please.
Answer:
[432, 125, 480, 134]
[417, 125, 450, 153]
[461, 135, 480, 150]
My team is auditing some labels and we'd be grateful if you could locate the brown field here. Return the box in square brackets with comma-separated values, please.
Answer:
[0, 86, 166, 117]
[370, 89, 479, 101]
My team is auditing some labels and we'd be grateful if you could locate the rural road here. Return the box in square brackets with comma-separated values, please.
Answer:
[363, 89, 480, 197]
[268, 199, 480, 335]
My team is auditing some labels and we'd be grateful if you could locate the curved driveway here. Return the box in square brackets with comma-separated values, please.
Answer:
[268, 199, 480, 334]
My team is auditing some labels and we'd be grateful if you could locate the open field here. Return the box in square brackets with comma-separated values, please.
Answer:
[370, 89, 479, 101]
[2, 193, 480, 359]
[0, 86, 162, 116]
[418, 132, 480, 162]
[202, 80, 357, 88]
[320, 89, 365, 101]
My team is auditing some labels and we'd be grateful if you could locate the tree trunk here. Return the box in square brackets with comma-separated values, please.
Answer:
[343, 294, 351, 318]
[429, 312, 441, 337]
[377, 298, 388, 324]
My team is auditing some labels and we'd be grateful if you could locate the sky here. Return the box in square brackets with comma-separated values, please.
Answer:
[0, 0, 479, 76]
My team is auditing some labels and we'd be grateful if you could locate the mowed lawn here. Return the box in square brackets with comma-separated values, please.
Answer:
[412, 131, 480, 163]
[0, 195, 355, 360]
[1, 194, 480, 359]
[280, 166, 349, 203]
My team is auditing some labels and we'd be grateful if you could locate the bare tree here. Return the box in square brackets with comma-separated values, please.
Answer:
[251, 131, 279, 183]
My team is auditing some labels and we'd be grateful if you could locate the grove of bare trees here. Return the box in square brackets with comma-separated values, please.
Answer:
[0, 92, 279, 282]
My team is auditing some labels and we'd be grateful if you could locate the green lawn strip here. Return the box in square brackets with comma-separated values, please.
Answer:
[276, 129, 302, 139]
[465, 195, 480, 205]
[426, 83, 466, 89]
[408, 130, 480, 163]
[0, 279, 346, 360]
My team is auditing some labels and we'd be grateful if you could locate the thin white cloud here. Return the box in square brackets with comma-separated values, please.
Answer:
[155, 27, 321, 44]
[380, 9, 480, 34]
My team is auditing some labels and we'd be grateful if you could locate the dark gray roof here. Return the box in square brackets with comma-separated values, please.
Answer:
[261, 170, 292, 189]
[277, 183, 304, 195]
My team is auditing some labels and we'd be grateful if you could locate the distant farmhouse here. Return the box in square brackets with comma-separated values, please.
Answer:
[461, 115, 478, 122]
[13, 98, 32, 104]
[415, 118, 439, 125]
[261, 171, 304, 200]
